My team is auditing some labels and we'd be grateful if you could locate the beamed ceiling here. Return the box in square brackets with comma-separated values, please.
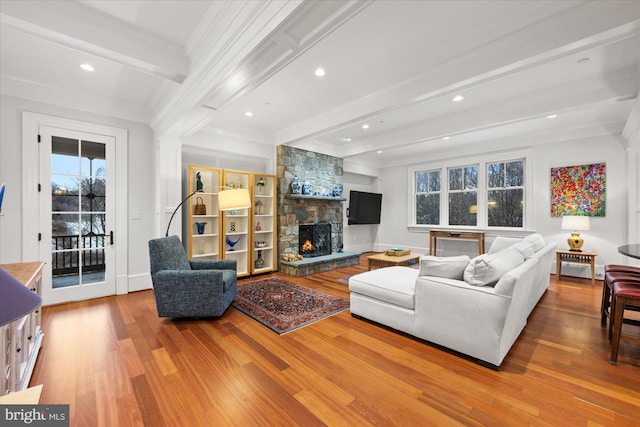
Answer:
[1, 0, 638, 169]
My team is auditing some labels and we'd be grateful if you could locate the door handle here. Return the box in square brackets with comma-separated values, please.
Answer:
[110, 230, 114, 245]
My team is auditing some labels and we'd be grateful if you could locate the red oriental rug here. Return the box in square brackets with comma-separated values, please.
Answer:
[232, 278, 350, 334]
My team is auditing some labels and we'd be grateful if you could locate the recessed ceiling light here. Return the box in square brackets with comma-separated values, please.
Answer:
[342, 137, 352, 142]
[80, 63, 94, 72]
[452, 95, 464, 102]
[245, 111, 253, 117]
[377, 150, 383, 154]
[362, 124, 369, 129]
[547, 114, 558, 119]
[443, 136, 450, 140]
[314, 68, 325, 77]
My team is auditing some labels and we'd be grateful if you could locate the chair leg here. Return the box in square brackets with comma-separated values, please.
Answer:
[601, 279, 611, 326]
[610, 295, 626, 365]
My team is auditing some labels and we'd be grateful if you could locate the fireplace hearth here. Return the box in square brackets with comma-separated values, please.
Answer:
[299, 223, 332, 257]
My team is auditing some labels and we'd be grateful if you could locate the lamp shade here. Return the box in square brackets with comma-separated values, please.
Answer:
[561, 215, 590, 231]
[218, 188, 251, 211]
[0, 267, 42, 327]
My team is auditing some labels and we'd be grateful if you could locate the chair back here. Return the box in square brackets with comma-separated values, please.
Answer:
[148, 235, 191, 274]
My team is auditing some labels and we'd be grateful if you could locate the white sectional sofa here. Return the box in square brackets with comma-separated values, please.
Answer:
[349, 234, 556, 368]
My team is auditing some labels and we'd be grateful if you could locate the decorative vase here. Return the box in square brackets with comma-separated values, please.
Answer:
[291, 175, 302, 194]
[256, 177, 265, 195]
[195, 222, 207, 234]
[333, 184, 343, 197]
[302, 180, 312, 195]
[255, 250, 265, 269]
[230, 221, 236, 232]
[256, 221, 261, 231]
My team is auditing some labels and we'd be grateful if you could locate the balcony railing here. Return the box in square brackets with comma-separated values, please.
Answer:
[52, 234, 105, 276]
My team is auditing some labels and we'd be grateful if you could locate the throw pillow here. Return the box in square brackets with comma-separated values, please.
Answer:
[419, 255, 470, 280]
[463, 248, 525, 286]
[524, 233, 545, 251]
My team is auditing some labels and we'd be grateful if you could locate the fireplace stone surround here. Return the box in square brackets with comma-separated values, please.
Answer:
[276, 145, 359, 276]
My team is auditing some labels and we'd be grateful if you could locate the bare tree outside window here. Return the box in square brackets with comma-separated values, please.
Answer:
[487, 160, 524, 227]
[448, 165, 478, 226]
[416, 170, 440, 224]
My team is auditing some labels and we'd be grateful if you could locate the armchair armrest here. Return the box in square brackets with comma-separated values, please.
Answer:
[190, 259, 237, 271]
[152, 269, 226, 317]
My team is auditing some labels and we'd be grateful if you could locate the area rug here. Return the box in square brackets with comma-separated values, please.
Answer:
[232, 278, 350, 334]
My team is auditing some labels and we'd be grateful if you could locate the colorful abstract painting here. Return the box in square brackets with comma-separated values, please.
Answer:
[550, 163, 605, 217]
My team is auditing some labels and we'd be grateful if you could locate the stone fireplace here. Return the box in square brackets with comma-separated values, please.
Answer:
[299, 223, 332, 257]
[276, 145, 359, 276]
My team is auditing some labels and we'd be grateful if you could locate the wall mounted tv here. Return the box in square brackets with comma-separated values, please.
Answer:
[347, 190, 382, 225]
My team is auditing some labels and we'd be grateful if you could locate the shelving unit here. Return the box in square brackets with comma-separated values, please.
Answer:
[187, 166, 222, 260]
[252, 174, 276, 274]
[223, 170, 251, 277]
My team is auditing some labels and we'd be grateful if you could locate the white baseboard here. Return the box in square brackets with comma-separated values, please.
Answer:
[128, 273, 153, 292]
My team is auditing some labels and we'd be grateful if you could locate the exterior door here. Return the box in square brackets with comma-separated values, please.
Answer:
[39, 126, 116, 305]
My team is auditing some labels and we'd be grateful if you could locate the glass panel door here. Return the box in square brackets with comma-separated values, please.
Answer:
[40, 127, 115, 305]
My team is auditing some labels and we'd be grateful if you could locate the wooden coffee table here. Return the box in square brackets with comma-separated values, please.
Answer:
[367, 252, 423, 270]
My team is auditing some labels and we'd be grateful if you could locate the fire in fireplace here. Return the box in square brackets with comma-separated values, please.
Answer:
[299, 223, 332, 257]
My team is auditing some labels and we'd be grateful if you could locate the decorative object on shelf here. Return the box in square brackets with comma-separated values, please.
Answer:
[302, 180, 312, 195]
[256, 177, 265, 194]
[255, 199, 264, 215]
[230, 221, 236, 232]
[333, 184, 343, 197]
[195, 222, 207, 235]
[196, 172, 204, 192]
[255, 250, 265, 269]
[255, 221, 261, 231]
[193, 196, 207, 215]
[226, 236, 241, 250]
[255, 241, 266, 248]
[561, 215, 590, 251]
[291, 175, 302, 194]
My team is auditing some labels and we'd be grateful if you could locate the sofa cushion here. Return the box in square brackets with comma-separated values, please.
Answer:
[509, 240, 536, 259]
[349, 266, 419, 309]
[419, 255, 470, 279]
[524, 233, 545, 251]
[463, 248, 525, 286]
[488, 236, 523, 254]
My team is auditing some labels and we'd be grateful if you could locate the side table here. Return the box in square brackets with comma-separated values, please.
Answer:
[556, 250, 597, 286]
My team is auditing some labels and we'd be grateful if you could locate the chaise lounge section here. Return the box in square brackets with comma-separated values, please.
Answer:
[349, 234, 556, 367]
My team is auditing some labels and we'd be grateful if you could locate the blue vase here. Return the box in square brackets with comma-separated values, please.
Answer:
[291, 175, 302, 194]
[333, 184, 343, 197]
[195, 222, 206, 234]
[302, 181, 312, 195]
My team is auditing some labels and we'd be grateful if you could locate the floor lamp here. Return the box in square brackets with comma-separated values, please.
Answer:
[165, 187, 251, 237]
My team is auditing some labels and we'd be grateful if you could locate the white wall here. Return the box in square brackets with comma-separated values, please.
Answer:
[342, 172, 381, 253]
[0, 95, 155, 285]
[375, 135, 632, 279]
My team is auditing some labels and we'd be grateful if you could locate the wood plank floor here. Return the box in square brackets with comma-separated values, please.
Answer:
[31, 254, 640, 426]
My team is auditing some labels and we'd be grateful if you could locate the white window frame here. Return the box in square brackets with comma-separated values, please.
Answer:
[408, 149, 533, 233]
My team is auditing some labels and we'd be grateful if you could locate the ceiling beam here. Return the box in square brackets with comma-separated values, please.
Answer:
[0, 0, 188, 83]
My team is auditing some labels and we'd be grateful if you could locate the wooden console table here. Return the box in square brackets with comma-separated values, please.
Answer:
[429, 230, 485, 256]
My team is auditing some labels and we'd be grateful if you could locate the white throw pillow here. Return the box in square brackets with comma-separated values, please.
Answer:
[463, 248, 525, 286]
[419, 255, 470, 280]
[524, 233, 545, 252]
[509, 240, 536, 259]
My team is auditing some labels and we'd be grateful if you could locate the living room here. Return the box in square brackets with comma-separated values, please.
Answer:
[1, 1, 639, 425]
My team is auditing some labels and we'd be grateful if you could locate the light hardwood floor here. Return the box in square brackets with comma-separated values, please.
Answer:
[31, 255, 640, 426]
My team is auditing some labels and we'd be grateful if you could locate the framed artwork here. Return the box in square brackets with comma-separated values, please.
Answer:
[550, 163, 605, 217]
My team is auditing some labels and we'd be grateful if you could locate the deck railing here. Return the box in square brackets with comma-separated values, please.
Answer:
[52, 235, 105, 276]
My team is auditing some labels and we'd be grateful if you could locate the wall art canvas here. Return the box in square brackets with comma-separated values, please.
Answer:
[550, 163, 605, 217]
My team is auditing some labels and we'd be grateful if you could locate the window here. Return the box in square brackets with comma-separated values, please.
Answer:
[487, 160, 524, 227]
[448, 165, 478, 226]
[412, 156, 526, 229]
[415, 170, 440, 225]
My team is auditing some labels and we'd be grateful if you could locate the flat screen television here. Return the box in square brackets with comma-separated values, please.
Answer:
[347, 190, 382, 225]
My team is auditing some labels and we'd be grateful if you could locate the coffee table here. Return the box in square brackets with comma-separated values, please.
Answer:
[367, 252, 423, 270]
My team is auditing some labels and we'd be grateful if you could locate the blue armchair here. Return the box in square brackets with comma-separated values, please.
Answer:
[148, 235, 237, 318]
